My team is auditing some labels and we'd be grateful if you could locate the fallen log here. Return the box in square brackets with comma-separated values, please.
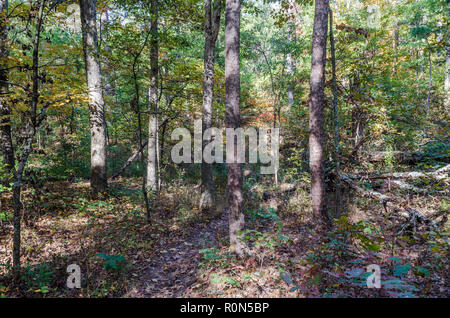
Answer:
[389, 180, 430, 195]
[110, 139, 148, 180]
[352, 164, 450, 181]
[367, 151, 423, 164]
[339, 173, 438, 230]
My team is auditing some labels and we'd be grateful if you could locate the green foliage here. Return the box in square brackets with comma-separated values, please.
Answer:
[21, 264, 54, 291]
[199, 248, 232, 268]
[0, 164, 12, 195]
[97, 253, 126, 273]
[246, 207, 279, 222]
[421, 140, 450, 163]
[384, 144, 395, 171]
[336, 217, 384, 253]
[210, 273, 241, 288]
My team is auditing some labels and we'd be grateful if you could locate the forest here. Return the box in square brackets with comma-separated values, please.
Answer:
[0, 0, 448, 299]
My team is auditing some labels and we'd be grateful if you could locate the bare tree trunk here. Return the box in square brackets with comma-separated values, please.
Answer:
[446, 0, 450, 110]
[329, 7, 340, 217]
[426, 50, 432, 122]
[225, 0, 245, 257]
[130, 48, 151, 222]
[80, 0, 107, 197]
[0, 0, 14, 176]
[309, 0, 329, 231]
[147, 0, 159, 196]
[287, 54, 294, 109]
[0, 0, 17, 280]
[12, 0, 46, 281]
[287, 23, 295, 110]
[200, 0, 222, 213]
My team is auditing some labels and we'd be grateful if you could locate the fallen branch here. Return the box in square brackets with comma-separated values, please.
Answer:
[353, 164, 450, 181]
[389, 180, 430, 195]
[339, 173, 438, 230]
[366, 151, 423, 164]
[109, 113, 180, 180]
[110, 139, 148, 180]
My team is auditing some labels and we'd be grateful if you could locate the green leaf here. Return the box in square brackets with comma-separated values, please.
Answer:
[280, 272, 293, 285]
[393, 264, 412, 277]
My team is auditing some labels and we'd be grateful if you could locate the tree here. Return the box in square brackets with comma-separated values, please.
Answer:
[7, 0, 69, 281]
[79, 0, 108, 197]
[329, 6, 340, 217]
[309, 0, 329, 231]
[445, 0, 449, 110]
[147, 0, 159, 194]
[200, 0, 222, 213]
[0, 0, 14, 176]
[225, 0, 245, 257]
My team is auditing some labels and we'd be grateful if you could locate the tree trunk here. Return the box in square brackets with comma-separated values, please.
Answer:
[329, 7, 340, 217]
[0, 0, 14, 176]
[0, 0, 17, 280]
[286, 53, 294, 109]
[225, 0, 245, 257]
[80, 0, 107, 197]
[11, 0, 46, 281]
[446, 0, 450, 110]
[147, 0, 159, 194]
[200, 0, 222, 213]
[287, 21, 296, 111]
[309, 0, 329, 231]
[426, 50, 432, 121]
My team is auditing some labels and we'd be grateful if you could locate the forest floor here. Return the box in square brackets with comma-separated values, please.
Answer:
[0, 165, 449, 298]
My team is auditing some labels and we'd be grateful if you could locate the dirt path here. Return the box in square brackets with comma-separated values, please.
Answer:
[127, 211, 229, 297]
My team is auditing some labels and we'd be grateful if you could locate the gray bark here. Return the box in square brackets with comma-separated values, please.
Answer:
[132, 54, 151, 222]
[329, 8, 340, 217]
[351, 164, 449, 181]
[225, 0, 245, 257]
[147, 0, 159, 193]
[286, 23, 295, 110]
[287, 53, 294, 109]
[80, 0, 108, 197]
[426, 50, 432, 121]
[309, 0, 329, 231]
[200, 0, 222, 213]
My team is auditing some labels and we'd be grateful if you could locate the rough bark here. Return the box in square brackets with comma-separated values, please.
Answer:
[426, 50, 432, 121]
[0, 0, 14, 176]
[200, 0, 222, 213]
[147, 0, 159, 194]
[225, 0, 245, 257]
[309, 0, 329, 231]
[329, 7, 340, 217]
[80, 0, 107, 197]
